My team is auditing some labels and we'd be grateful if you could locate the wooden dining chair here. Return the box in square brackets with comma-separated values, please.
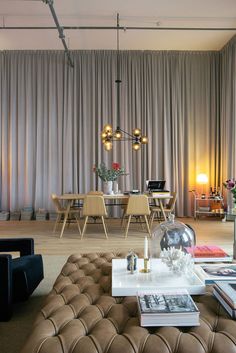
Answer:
[51, 193, 81, 237]
[149, 191, 177, 228]
[124, 195, 151, 238]
[81, 194, 108, 239]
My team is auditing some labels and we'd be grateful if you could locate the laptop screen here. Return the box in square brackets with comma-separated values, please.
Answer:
[147, 180, 166, 191]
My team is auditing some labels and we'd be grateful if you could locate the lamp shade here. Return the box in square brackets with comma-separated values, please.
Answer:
[196, 173, 208, 184]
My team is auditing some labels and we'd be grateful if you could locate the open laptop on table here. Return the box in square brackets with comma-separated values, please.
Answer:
[146, 180, 166, 192]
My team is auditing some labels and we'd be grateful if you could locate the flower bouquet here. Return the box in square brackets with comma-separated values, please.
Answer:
[93, 162, 126, 181]
[223, 179, 236, 207]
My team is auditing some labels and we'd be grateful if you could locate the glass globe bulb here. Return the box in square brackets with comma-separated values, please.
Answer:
[104, 141, 112, 151]
[133, 128, 141, 137]
[104, 124, 112, 133]
[132, 142, 141, 151]
[114, 130, 122, 139]
[101, 131, 107, 139]
[141, 136, 148, 144]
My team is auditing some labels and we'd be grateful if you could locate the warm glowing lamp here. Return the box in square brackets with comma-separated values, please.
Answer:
[196, 173, 208, 184]
[196, 173, 208, 197]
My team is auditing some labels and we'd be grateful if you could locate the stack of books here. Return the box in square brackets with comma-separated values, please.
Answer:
[185, 245, 232, 262]
[0, 211, 10, 221]
[137, 289, 199, 327]
[10, 211, 21, 220]
[195, 264, 236, 284]
[152, 191, 171, 198]
[21, 206, 34, 220]
[35, 209, 48, 221]
[213, 281, 236, 318]
[49, 212, 58, 221]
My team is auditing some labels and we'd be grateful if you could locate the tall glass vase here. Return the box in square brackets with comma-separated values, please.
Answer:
[103, 181, 113, 195]
[113, 180, 119, 194]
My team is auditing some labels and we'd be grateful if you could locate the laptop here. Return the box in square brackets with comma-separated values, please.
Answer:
[146, 180, 166, 192]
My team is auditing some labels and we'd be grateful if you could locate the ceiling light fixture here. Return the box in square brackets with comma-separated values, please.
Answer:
[101, 14, 148, 152]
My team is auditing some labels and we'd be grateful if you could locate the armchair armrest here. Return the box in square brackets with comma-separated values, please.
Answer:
[0, 255, 13, 321]
[0, 238, 34, 256]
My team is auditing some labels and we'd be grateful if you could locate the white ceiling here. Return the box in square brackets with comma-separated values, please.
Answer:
[0, 0, 236, 50]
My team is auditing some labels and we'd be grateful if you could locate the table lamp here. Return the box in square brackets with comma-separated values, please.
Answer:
[196, 173, 208, 198]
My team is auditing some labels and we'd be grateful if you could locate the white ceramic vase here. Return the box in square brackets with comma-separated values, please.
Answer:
[103, 181, 113, 194]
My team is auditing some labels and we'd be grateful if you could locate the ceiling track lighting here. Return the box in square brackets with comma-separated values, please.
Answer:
[101, 13, 148, 152]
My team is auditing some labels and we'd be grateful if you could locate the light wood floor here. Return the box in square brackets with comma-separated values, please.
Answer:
[0, 217, 234, 256]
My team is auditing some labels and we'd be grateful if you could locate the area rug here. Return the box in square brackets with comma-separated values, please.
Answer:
[0, 255, 68, 353]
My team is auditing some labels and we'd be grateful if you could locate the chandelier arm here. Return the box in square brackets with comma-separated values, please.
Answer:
[118, 127, 136, 139]
[112, 138, 134, 141]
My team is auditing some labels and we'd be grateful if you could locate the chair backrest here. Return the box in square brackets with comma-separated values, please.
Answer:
[82, 195, 107, 216]
[166, 192, 177, 211]
[125, 195, 150, 216]
[51, 193, 64, 212]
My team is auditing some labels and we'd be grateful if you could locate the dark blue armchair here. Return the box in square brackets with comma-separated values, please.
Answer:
[0, 238, 44, 321]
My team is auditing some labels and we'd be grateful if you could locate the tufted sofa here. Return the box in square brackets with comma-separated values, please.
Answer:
[21, 252, 236, 353]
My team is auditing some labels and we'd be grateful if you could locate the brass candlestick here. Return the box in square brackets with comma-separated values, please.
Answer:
[140, 258, 150, 273]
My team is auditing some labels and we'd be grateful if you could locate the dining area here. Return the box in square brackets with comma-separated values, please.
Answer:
[51, 191, 177, 239]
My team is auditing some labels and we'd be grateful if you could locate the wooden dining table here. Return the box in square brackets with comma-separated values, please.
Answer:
[57, 193, 172, 238]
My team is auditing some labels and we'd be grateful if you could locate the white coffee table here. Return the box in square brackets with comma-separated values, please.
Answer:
[112, 258, 205, 296]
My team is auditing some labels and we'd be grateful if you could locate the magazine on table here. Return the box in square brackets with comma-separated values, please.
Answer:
[194, 264, 236, 284]
[184, 245, 232, 263]
[213, 288, 236, 319]
[214, 281, 236, 308]
[137, 289, 199, 327]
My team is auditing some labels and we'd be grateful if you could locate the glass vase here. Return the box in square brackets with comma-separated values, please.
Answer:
[113, 180, 119, 194]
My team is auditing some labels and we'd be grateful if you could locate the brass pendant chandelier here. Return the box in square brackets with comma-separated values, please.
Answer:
[101, 14, 148, 151]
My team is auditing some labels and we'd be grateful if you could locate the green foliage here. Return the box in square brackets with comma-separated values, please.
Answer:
[93, 162, 125, 181]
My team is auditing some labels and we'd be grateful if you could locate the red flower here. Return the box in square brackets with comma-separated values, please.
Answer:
[112, 162, 120, 171]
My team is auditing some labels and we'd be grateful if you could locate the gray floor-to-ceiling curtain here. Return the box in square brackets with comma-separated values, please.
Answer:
[220, 37, 236, 180]
[220, 36, 236, 207]
[0, 49, 222, 215]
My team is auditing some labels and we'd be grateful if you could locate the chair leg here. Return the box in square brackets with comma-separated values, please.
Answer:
[101, 216, 108, 239]
[124, 215, 131, 238]
[121, 209, 126, 226]
[53, 214, 60, 233]
[149, 211, 155, 229]
[74, 214, 82, 236]
[81, 216, 88, 240]
[144, 215, 152, 238]
[139, 216, 145, 230]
